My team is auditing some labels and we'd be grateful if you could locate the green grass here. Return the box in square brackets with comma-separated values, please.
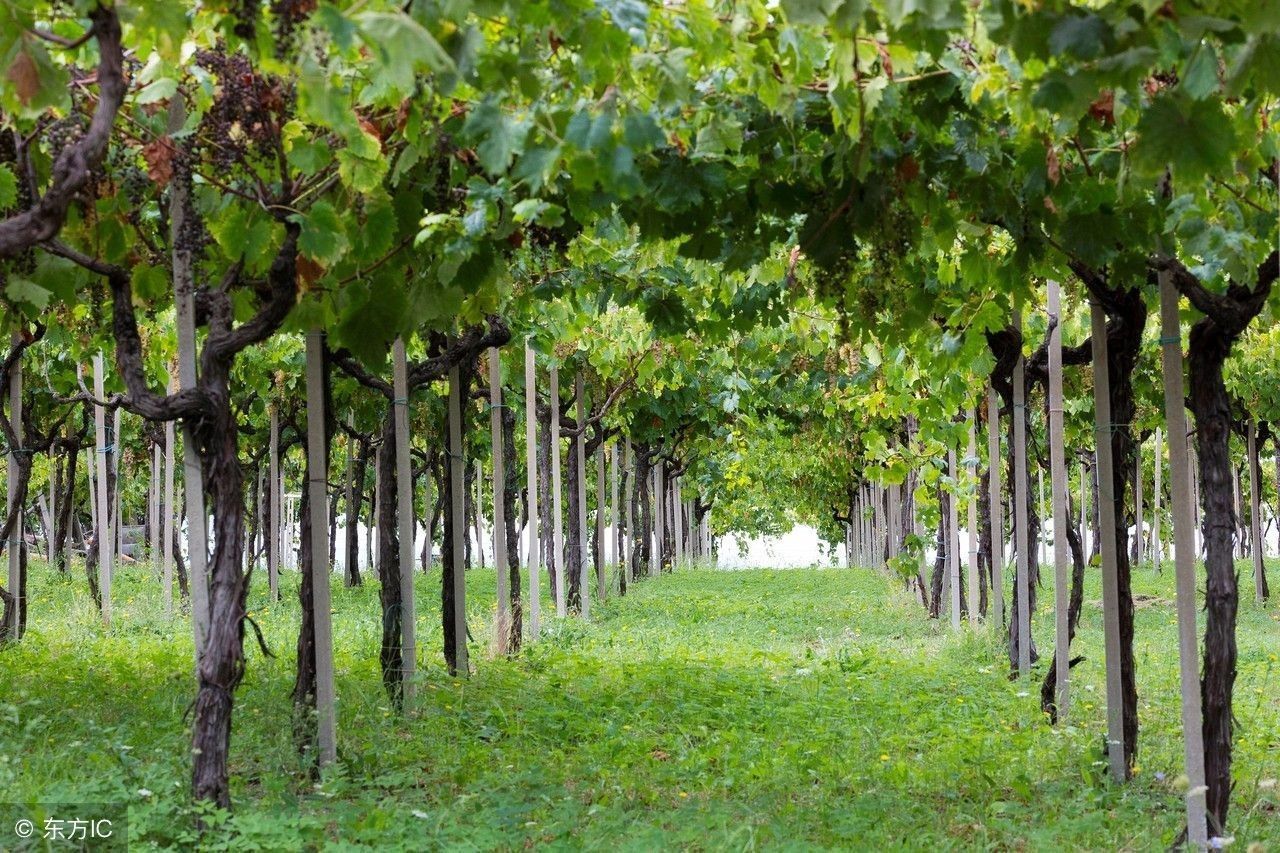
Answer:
[0, 556, 1277, 850]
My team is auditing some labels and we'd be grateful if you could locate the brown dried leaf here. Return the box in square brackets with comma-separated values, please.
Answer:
[296, 254, 325, 288]
[875, 41, 894, 80]
[142, 136, 177, 188]
[7, 50, 40, 106]
[897, 154, 920, 183]
[358, 117, 382, 147]
[1089, 90, 1115, 127]
[1045, 145, 1060, 186]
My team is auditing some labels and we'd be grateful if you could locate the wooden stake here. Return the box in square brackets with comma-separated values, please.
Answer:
[46, 469, 55, 567]
[170, 96, 209, 654]
[575, 372, 589, 617]
[1080, 460, 1088, 556]
[257, 468, 266, 573]
[549, 363, 566, 617]
[373, 444, 382, 569]
[1247, 417, 1266, 602]
[93, 353, 112, 628]
[614, 440, 624, 573]
[845, 520, 853, 569]
[948, 448, 962, 629]
[1012, 310, 1031, 675]
[1038, 468, 1046, 567]
[447, 364, 470, 677]
[988, 384, 1004, 628]
[1157, 273, 1209, 847]
[304, 330, 337, 765]
[1153, 429, 1163, 572]
[673, 476, 685, 569]
[966, 412, 979, 623]
[488, 347, 510, 652]
[1191, 445, 1201, 556]
[474, 457, 486, 569]
[884, 483, 895, 560]
[150, 440, 161, 566]
[342, 422, 356, 587]
[524, 343, 540, 639]
[1048, 279, 1070, 718]
[392, 338, 418, 699]
[112, 408, 121, 565]
[7, 338, 22, 636]
[653, 462, 664, 575]
[163, 416, 175, 619]
[268, 406, 280, 602]
[1089, 299, 1127, 782]
[85, 446, 96, 549]
[624, 437, 634, 583]
[1233, 465, 1243, 561]
[595, 432, 606, 601]
[1134, 441, 1145, 566]
[365, 446, 375, 574]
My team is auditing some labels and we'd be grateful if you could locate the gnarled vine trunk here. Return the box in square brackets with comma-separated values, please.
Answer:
[442, 359, 475, 675]
[375, 410, 403, 699]
[345, 435, 369, 587]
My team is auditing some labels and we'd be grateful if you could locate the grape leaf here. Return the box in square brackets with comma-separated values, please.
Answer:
[5, 277, 51, 311]
[1133, 95, 1237, 179]
[296, 201, 351, 266]
[0, 164, 16, 210]
[464, 97, 531, 175]
[1180, 44, 1219, 100]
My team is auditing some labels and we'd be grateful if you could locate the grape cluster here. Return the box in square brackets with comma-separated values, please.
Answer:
[194, 47, 293, 170]
[120, 166, 151, 205]
[43, 114, 89, 161]
[232, 0, 262, 39]
[0, 132, 21, 214]
[174, 163, 211, 263]
[270, 0, 316, 57]
[103, 147, 149, 206]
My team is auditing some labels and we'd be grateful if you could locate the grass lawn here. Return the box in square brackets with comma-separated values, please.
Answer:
[0, 557, 1277, 850]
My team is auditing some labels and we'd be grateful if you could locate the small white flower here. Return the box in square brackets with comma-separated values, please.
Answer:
[1016, 691, 1029, 698]
[137, 788, 153, 798]
[1208, 836, 1234, 849]
[412, 809, 429, 819]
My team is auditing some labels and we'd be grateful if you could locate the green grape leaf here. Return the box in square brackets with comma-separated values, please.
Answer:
[131, 264, 169, 301]
[513, 145, 560, 193]
[1047, 13, 1113, 61]
[1180, 44, 1220, 100]
[0, 164, 16, 210]
[296, 201, 350, 266]
[1228, 34, 1280, 95]
[622, 113, 665, 150]
[355, 11, 454, 95]
[209, 205, 277, 273]
[5, 276, 51, 311]
[464, 97, 531, 176]
[1133, 95, 1237, 179]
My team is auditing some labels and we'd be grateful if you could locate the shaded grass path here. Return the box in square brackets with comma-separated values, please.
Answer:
[0, 562, 1277, 849]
